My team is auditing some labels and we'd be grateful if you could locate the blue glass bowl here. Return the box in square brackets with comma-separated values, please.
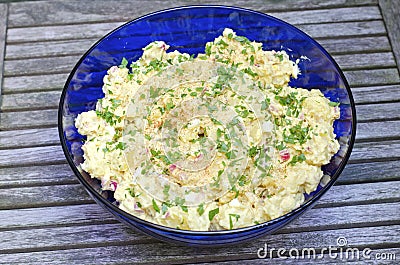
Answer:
[59, 6, 356, 246]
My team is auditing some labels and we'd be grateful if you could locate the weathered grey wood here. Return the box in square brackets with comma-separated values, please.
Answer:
[0, 4, 8, 109]
[0, 127, 59, 149]
[204, 248, 400, 264]
[344, 68, 400, 87]
[0, 163, 76, 188]
[0, 145, 398, 189]
[0, 225, 397, 263]
[0, 184, 92, 210]
[7, 0, 378, 27]
[0, 109, 57, 130]
[5, 38, 97, 59]
[5, 36, 392, 61]
[297, 20, 386, 39]
[357, 102, 400, 122]
[4, 52, 396, 76]
[352, 84, 400, 104]
[5, 248, 400, 265]
[2, 73, 68, 94]
[1, 138, 399, 169]
[1, 91, 61, 111]
[1, 117, 399, 151]
[5, 52, 396, 77]
[1, 201, 398, 236]
[4, 55, 80, 77]
[349, 140, 400, 163]
[3, 70, 396, 95]
[379, 0, 400, 73]
[357, 120, 400, 141]
[7, 22, 123, 43]
[333, 52, 396, 70]
[0, 173, 398, 210]
[338, 160, 400, 184]
[0, 145, 65, 167]
[6, 20, 386, 44]
[317, 180, 400, 207]
[319, 36, 392, 54]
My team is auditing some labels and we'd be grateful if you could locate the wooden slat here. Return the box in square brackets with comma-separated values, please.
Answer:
[317, 180, 400, 207]
[0, 127, 59, 149]
[357, 102, 400, 122]
[339, 160, 400, 184]
[7, 22, 123, 43]
[297, 20, 386, 38]
[318, 36, 392, 54]
[206, 248, 400, 264]
[5, 38, 97, 59]
[1, 118, 399, 151]
[0, 4, 7, 103]
[357, 120, 400, 141]
[0, 174, 398, 210]
[333, 52, 396, 70]
[7, 0, 378, 27]
[6, 20, 385, 44]
[1, 91, 61, 111]
[4, 52, 396, 77]
[352, 84, 400, 104]
[349, 140, 400, 163]
[0, 138, 399, 167]
[0, 184, 92, 210]
[1, 201, 398, 233]
[2, 73, 68, 94]
[0, 145, 65, 167]
[5, 36, 392, 61]
[0, 225, 398, 263]
[379, 0, 400, 73]
[0, 164, 75, 188]
[0, 149, 397, 189]
[344, 68, 400, 87]
[0, 109, 58, 130]
[4, 55, 80, 77]
[3, 99, 398, 131]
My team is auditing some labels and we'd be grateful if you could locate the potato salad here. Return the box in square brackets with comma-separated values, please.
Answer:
[75, 28, 340, 231]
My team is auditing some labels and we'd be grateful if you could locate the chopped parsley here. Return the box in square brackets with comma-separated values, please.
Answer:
[208, 208, 219, 221]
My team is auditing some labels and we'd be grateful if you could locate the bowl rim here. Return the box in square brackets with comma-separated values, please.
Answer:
[58, 5, 357, 235]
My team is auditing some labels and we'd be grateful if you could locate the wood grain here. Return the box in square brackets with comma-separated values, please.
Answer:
[0, 4, 8, 106]
[357, 120, 400, 141]
[344, 68, 400, 87]
[6, 20, 386, 44]
[2, 73, 68, 94]
[0, 184, 92, 210]
[0, 145, 65, 167]
[0, 225, 398, 263]
[379, 0, 400, 72]
[0, 127, 59, 149]
[0, 201, 398, 233]
[352, 84, 400, 104]
[356, 102, 400, 122]
[7, 0, 378, 27]
[4, 51, 396, 77]
[206, 248, 400, 264]
[0, 151, 398, 190]
[0, 176, 398, 210]
[339, 160, 400, 184]
[5, 36, 392, 61]
[0, 90, 61, 111]
[0, 109, 58, 130]
[0, 163, 75, 188]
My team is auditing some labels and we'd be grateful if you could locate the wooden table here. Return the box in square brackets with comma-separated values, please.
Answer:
[0, 0, 399, 264]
